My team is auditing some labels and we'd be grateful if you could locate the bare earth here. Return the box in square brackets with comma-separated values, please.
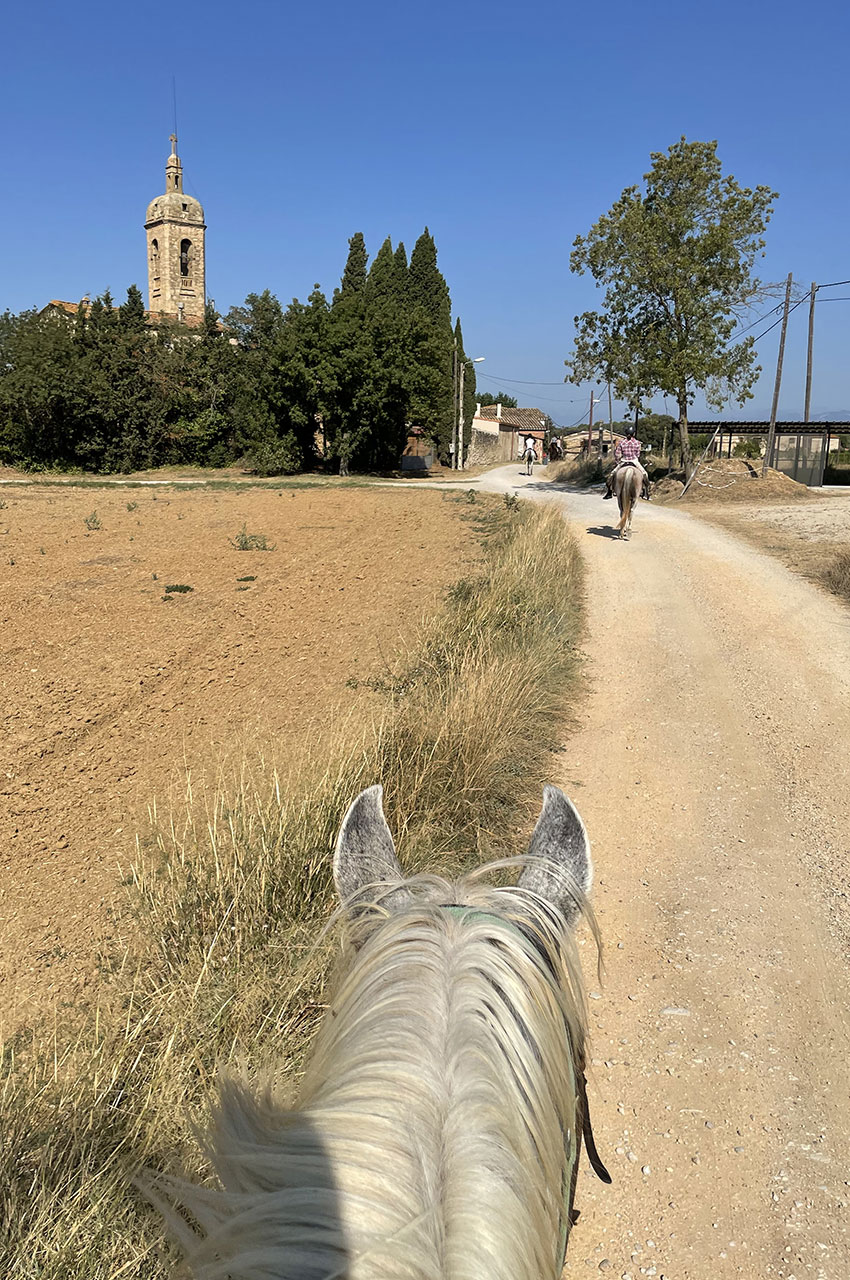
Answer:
[0, 485, 474, 1032]
[479, 467, 850, 1280]
[687, 492, 850, 588]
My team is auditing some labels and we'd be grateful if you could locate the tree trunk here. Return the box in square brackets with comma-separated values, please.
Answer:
[678, 395, 694, 478]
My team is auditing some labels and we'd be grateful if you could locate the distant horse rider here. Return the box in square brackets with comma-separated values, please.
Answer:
[523, 439, 536, 475]
[603, 424, 650, 500]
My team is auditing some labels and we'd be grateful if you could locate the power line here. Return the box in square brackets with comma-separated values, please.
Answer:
[476, 371, 581, 391]
[731, 304, 785, 339]
[563, 407, 593, 429]
[724, 276, 850, 341]
[749, 294, 809, 344]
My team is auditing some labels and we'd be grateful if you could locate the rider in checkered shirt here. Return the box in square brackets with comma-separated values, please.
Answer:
[603, 424, 651, 500]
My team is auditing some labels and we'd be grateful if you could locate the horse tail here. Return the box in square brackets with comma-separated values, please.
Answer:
[616, 488, 633, 532]
[616, 467, 640, 533]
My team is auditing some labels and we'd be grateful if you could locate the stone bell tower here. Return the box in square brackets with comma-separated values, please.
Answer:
[144, 135, 206, 323]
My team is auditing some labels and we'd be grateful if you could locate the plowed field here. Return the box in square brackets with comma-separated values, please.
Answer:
[0, 484, 474, 1031]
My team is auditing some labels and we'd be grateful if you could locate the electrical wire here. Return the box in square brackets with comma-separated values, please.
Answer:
[748, 295, 809, 344]
[476, 273, 850, 412]
[476, 371, 582, 392]
[564, 408, 593, 429]
[731, 304, 785, 339]
[725, 276, 850, 341]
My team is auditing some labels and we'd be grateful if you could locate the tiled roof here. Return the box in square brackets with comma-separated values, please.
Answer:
[43, 299, 92, 316]
[477, 405, 548, 430]
[42, 301, 212, 330]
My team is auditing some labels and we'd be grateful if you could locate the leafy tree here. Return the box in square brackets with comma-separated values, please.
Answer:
[733, 436, 763, 459]
[266, 287, 333, 468]
[0, 308, 81, 467]
[0, 227, 471, 479]
[566, 138, 778, 477]
[476, 392, 519, 408]
[223, 290, 287, 455]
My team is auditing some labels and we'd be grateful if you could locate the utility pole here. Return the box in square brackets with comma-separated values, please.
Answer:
[455, 356, 485, 471]
[607, 381, 613, 455]
[763, 272, 793, 476]
[458, 359, 466, 471]
[587, 387, 596, 453]
[451, 339, 459, 470]
[804, 281, 816, 423]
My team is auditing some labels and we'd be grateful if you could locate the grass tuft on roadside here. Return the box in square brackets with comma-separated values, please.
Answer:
[819, 547, 850, 602]
[0, 494, 584, 1278]
[552, 456, 608, 487]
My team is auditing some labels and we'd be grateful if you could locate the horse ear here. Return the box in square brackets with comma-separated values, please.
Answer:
[334, 786, 405, 904]
[518, 785, 592, 926]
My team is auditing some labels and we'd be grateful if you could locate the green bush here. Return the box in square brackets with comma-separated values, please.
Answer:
[733, 437, 764, 459]
[249, 433, 303, 477]
[229, 523, 276, 551]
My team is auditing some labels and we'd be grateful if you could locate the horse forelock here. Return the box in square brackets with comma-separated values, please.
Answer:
[175, 870, 593, 1280]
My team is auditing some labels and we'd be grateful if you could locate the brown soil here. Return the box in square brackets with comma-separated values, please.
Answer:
[654, 458, 814, 504]
[0, 485, 476, 1032]
[687, 491, 850, 589]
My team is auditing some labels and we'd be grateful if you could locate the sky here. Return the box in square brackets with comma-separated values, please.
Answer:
[3, 0, 849, 425]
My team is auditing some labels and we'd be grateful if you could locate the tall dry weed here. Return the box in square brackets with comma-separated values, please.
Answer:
[0, 495, 584, 1278]
[820, 547, 850, 602]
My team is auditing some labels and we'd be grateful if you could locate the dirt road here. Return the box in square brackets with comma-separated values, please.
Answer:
[481, 466, 850, 1279]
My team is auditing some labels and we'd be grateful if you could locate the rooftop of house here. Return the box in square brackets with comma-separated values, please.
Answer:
[41, 300, 210, 329]
[476, 403, 549, 431]
[43, 298, 94, 316]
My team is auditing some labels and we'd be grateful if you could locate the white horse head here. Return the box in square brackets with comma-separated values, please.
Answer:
[169, 786, 605, 1280]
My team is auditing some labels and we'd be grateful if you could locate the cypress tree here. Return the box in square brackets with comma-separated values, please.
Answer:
[338, 232, 368, 299]
[454, 317, 478, 464]
[366, 236, 396, 305]
[392, 242, 409, 304]
[118, 284, 146, 331]
[200, 300, 221, 342]
[408, 228, 451, 329]
[407, 229, 454, 456]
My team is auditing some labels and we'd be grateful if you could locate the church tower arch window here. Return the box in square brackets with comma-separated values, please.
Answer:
[180, 239, 192, 277]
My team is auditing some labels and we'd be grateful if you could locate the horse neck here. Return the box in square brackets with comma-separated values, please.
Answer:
[291, 906, 585, 1279]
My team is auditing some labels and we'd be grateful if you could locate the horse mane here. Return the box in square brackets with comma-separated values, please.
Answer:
[168, 867, 596, 1280]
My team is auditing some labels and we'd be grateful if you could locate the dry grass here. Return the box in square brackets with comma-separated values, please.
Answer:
[820, 547, 850, 602]
[551, 456, 607, 487]
[0, 496, 584, 1278]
